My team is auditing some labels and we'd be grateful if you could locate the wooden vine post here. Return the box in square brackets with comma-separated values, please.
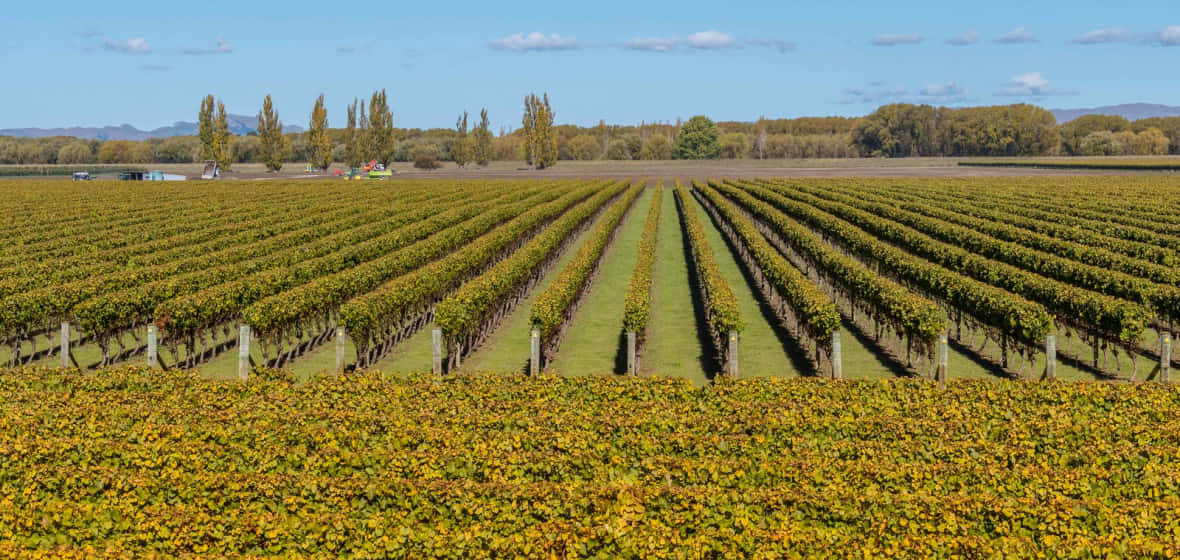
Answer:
[727, 331, 739, 378]
[59, 322, 70, 368]
[1161, 333, 1173, 383]
[432, 329, 443, 376]
[146, 325, 158, 368]
[831, 331, 843, 380]
[334, 329, 346, 373]
[626, 331, 637, 375]
[530, 328, 540, 375]
[937, 332, 948, 389]
[238, 325, 250, 381]
[1045, 335, 1057, 380]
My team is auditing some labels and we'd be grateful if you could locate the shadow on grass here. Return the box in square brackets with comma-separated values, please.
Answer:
[694, 191, 818, 377]
[676, 194, 721, 382]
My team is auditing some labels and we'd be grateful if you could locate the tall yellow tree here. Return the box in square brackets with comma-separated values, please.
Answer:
[522, 93, 557, 169]
[306, 94, 332, 171]
[368, 89, 395, 166]
[345, 99, 362, 167]
[257, 94, 289, 172]
[212, 100, 233, 171]
[198, 95, 215, 160]
[472, 108, 492, 167]
[453, 111, 470, 167]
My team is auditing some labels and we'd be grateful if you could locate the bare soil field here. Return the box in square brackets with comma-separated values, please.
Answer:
[11, 156, 1177, 183]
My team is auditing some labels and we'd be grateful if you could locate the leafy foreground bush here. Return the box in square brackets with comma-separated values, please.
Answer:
[2, 367, 1180, 558]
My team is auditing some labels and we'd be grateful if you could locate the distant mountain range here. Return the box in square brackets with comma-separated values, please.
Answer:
[1050, 103, 1180, 123]
[0, 114, 304, 140]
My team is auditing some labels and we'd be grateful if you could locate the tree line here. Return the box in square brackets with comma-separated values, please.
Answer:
[4, 100, 1179, 167]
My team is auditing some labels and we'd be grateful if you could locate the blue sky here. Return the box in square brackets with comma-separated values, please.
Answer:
[2, 0, 1178, 131]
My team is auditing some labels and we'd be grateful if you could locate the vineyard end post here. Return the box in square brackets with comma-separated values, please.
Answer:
[832, 331, 843, 380]
[432, 329, 443, 376]
[59, 322, 70, 369]
[937, 332, 948, 389]
[334, 328, 345, 373]
[728, 331, 739, 378]
[626, 331, 636, 375]
[530, 329, 540, 375]
[1161, 333, 1172, 383]
[146, 325, 158, 368]
[1045, 335, 1057, 380]
[237, 325, 250, 382]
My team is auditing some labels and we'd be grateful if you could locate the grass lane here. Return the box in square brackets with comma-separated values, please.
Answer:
[555, 187, 654, 376]
[459, 210, 605, 374]
[644, 188, 710, 385]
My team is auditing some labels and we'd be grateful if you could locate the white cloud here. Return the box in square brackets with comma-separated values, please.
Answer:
[624, 37, 679, 52]
[489, 32, 579, 52]
[869, 33, 923, 46]
[919, 81, 969, 102]
[748, 38, 797, 53]
[1071, 28, 1133, 44]
[995, 72, 1073, 96]
[102, 37, 150, 54]
[184, 36, 233, 55]
[839, 80, 969, 105]
[945, 31, 979, 46]
[685, 31, 740, 49]
[840, 84, 910, 104]
[1157, 25, 1180, 46]
[621, 31, 759, 53]
[996, 27, 1037, 44]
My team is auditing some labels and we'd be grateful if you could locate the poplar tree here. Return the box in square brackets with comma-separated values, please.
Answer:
[198, 95, 215, 160]
[345, 99, 361, 167]
[257, 94, 288, 172]
[358, 102, 371, 162]
[522, 94, 538, 168]
[367, 89, 395, 166]
[213, 100, 233, 171]
[307, 94, 332, 171]
[453, 111, 469, 167]
[472, 108, 492, 167]
[521, 93, 557, 169]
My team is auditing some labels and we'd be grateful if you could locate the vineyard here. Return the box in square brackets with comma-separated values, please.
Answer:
[5, 176, 1180, 555]
[3, 176, 1180, 382]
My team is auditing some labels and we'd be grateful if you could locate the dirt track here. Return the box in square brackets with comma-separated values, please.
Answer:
[8, 157, 1174, 182]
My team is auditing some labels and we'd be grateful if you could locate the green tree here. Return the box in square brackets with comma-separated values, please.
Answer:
[98, 140, 136, 163]
[639, 134, 672, 160]
[1132, 117, 1180, 154]
[1130, 128, 1170, 155]
[213, 101, 234, 171]
[720, 132, 750, 159]
[257, 94, 289, 172]
[307, 94, 332, 171]
[605, 139, 633, 160]
[368, 89, 395, 166]
[345, 99, 362, 167]
[471, 108, 493, 166]
[56, 142, 92, 165]
[452, 111, 470, 167]
[1078, 131, 1124, 155]
[673, 115, 721, 159]
[522, 93, 557, 169]
[850, 104, 938, 157]
[358, 102, 371, 162]
[567, 134, 599, 160]
[198, 95, 215, 160]
[1059, 114, 1131, 155]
